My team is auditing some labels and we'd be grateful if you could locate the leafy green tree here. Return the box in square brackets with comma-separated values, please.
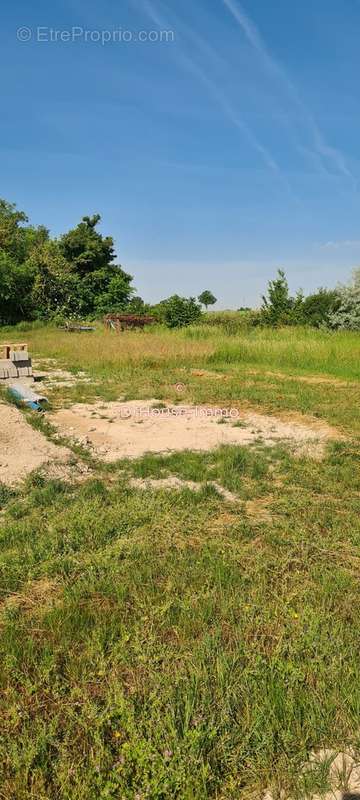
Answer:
[57, 214, 134, 316]
[159, 295, 202, 328]
[92, 268, 135, 316]
[127, 296, 150, 314]
[0, 199, 48, 263]
[59, 214, 116, 277]
[0, 251, 34, 324]
[198, 290, 217, 310]
[0, 199, 28, 260]
[292, 288, 306, 324]
[0, 199, 137, 323]
[261, 269, 298, 325]
[0, 199, 48, 322]
[29, 242, 81, 319]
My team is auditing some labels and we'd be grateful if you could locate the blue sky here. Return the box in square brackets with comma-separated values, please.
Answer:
[2, 0, 360, 307]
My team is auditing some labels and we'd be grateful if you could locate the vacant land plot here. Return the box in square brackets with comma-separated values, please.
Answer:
[1, 323, 360, 799]
[50, 399, 339, 461]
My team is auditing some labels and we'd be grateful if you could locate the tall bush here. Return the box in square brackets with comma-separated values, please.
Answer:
[328, 269, 360, 330]
[158, 295, 202, 328]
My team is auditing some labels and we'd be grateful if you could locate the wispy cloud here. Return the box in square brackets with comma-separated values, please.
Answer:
[178, 52, 279, 171]
[320, 240, 360, 249]
[222, 0, 353, 180]
[222, 0, 280, 73]
[136, 0, 280, 172]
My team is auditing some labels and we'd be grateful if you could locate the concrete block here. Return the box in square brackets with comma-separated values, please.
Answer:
[10, 350, 29, 362]
[0, 359, 20, 379]
[0, 366, 18, 379]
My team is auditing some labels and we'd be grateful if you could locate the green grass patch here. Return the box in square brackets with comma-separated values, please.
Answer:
[1, 323, 360, 796]
[0, 443, 360, 797]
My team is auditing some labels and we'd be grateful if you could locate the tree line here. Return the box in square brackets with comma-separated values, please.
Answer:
[0, 198, 359, 330]
[259, 268, 360, 330]
[0, 199, 217, 327]
[0, 200, 141, 325]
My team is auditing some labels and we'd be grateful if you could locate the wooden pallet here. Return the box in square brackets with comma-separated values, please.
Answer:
[0, 342, 28, 359]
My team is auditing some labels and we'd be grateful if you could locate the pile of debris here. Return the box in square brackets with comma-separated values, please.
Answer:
[0, 343, 33, 381]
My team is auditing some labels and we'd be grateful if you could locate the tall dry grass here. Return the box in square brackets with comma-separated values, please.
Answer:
[2, 322, 360, 385]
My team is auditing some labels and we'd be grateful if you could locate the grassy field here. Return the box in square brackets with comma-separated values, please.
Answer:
[1, 323, 360, 799]
[3, 322, 360, 432]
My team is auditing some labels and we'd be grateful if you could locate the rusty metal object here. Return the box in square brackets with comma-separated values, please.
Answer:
[104, 314, 155, 331]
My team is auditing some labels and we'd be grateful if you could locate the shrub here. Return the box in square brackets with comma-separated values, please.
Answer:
[328, 269, 360, 330]
[300, 288, 340, 328]
[157, 295, 202, 328]
[260, 271, 339, 329]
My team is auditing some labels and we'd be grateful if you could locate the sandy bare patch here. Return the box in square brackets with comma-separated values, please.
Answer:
[308, 749, 360, 799]
[41, 459, 93, 483]
[130, 476, 239, 502]
[264, 748, 360, 800]
[50, 399, 339, 462]
[0, 402, 72, 485]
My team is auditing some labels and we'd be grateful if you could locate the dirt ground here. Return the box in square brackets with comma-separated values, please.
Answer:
[50, 399, 339, 461]
[33, 358, 92, 389]
[0, 402, 72, 485]
[0, 389, 341, 486]
[265, 749, 360, 800]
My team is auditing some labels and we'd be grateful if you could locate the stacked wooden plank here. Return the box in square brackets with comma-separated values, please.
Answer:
[0, 342, 33, 380]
